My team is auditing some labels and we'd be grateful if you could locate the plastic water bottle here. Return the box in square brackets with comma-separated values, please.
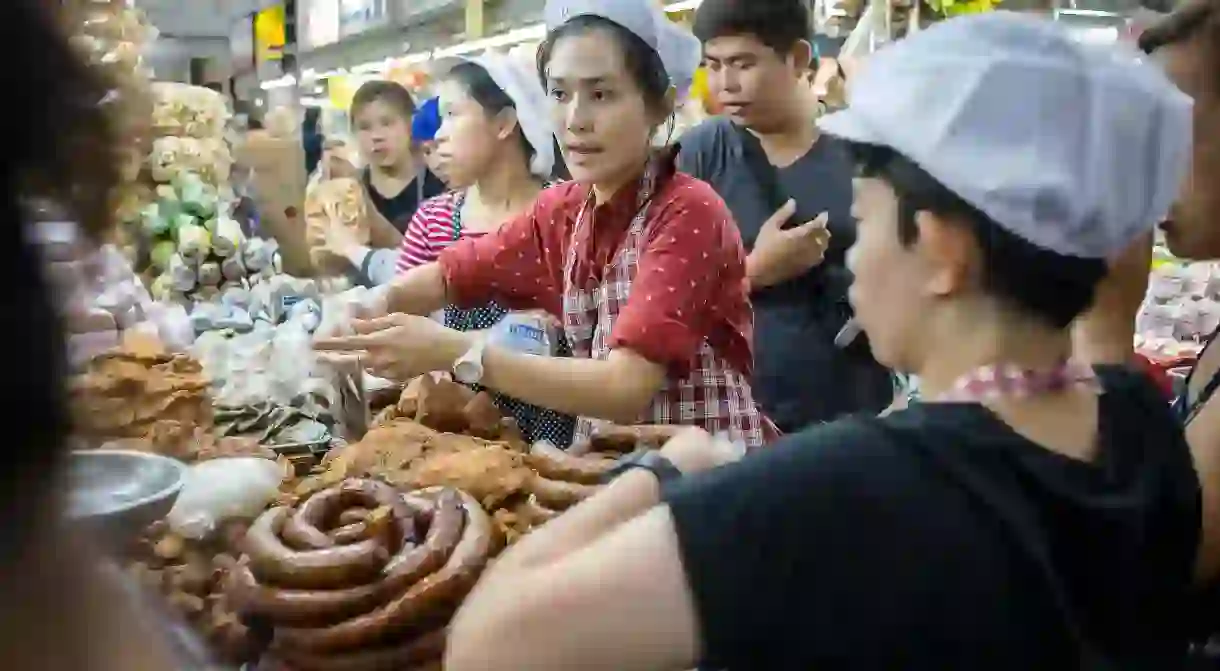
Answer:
[490, 311, 554, 356]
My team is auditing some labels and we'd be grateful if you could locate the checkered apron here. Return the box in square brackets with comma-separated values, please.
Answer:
[561, 172, 770, 449]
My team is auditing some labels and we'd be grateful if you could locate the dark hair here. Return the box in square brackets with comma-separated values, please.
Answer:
[447, 61, 536, 165]
[5, 0, 117, 555]
[537, 15, 671, 114]
[350, 80, 417, 121]
[16, 3, 119, 242]
[693, 0, 813, 61]
[843, 143, 1106, 329]
[1138, 0, 1216, 53]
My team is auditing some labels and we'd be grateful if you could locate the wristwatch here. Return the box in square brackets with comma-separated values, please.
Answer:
[601, 449, 684, 485]
[452, 337, 488, 384]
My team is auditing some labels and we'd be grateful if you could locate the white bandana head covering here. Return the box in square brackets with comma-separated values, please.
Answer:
[818, 11, 1191, 259]
[460, 53, 557, 178]
[544, 0, 702, 98]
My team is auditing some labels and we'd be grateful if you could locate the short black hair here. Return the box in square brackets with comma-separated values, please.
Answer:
[843, 142, 1107, 329]
[350, 80, 417, 121]
[693, 0, 813, 58]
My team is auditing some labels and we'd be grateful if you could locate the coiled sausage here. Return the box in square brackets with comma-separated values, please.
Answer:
[274, 489, 494, 652]
[242, 508, 389, 589]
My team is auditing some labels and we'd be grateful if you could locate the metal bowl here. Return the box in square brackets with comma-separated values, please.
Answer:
[66, 450, 187, 544]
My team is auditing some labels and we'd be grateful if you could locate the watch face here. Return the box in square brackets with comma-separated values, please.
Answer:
[453, 360, 481, 384]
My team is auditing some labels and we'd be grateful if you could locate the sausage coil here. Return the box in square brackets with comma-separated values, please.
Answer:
[231, 479, 495, 668]
[273, 487, 496, 653]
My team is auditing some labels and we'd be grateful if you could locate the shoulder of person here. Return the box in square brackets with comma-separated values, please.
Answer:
[413, 191, 461, 220]
[649, 173, 734, 227]
[532, 180, 587, 217]
[677, 116, 737, 155]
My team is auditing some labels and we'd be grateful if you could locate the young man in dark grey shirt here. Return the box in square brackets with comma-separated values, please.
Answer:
[678, 0, 892, 431]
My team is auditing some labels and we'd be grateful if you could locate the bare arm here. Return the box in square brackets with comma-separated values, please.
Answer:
[383, 263, 449, 316]
[445, 472, 700, 671]
[480, 346, 667, 424]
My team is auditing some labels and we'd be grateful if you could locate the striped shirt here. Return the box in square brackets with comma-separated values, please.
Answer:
[396, 191, 466, 272]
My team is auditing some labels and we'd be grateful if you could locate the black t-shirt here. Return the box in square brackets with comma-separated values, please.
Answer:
[678, 119, 892, 431]
[362, 168, 446, 234]
[664, 366, 1200, 670]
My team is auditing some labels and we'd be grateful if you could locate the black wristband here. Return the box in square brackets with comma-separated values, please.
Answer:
[601, 449, 683, 485]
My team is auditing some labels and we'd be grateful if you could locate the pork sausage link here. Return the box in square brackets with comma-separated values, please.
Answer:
[339, 479, 419, 548]
[282, 488, 346, 550]
[225, 560, 385, 626]
[338, 508, 372, 526]
[529, 474, 598, 510]
[270, 628, 446, 671]
[242, 508, 389, 589]
[516, 496, 560, 527]
[526, 440, 616, 484]
[274, 489, 493, 652]
[328, 523, 368, 544]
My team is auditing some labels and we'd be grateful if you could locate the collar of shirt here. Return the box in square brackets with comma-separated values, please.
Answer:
[572, 147, 680, 279]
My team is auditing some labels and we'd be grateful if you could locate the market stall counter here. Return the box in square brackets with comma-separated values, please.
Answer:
[98, 360, 661, 668]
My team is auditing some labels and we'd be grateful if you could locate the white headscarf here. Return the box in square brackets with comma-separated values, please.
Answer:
[461, 53, 557, 178]
[545, 0, 702, 97]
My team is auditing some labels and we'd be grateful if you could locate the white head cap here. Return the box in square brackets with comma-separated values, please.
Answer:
[818, 12, 1192, 259]
[544, 0, 702, 98]
[461, 53, 557, 178]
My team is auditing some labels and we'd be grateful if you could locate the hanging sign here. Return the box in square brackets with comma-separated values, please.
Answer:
[255, 4, 286, 63]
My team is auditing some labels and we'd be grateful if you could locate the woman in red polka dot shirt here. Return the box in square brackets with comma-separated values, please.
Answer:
[316, 4, 777, 448]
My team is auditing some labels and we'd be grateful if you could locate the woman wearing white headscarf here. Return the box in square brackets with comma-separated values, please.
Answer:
[393, 54, 576, 447]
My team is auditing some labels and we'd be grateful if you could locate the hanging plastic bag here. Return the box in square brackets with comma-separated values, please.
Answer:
[166, 457, 284, 539]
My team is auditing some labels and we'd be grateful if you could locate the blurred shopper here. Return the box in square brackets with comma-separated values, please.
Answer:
[0, 1, 207, 669]
[319, 81, 447, 284]
[1075, 0, 1220, 652]
[412, 96, 446, 181]
[350, 81, 446, 235]
[315, 0, 776, 448]
[302, 106, 324, 176]
[443, 13, 1199, 670]
[679, 0, 893, 431]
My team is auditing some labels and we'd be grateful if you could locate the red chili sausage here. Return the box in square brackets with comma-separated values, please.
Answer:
[274, 489, 494, 652]
[242, 508, 389, 589]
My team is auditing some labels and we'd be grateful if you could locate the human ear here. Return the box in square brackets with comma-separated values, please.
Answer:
[493, 108, 521, 142]
[914, 210, 974, 298]
[791, 40, 814, 76]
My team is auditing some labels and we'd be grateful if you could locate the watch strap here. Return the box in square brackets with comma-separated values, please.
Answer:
[453, 337, 487, 384]
[601, 449, 683, 485]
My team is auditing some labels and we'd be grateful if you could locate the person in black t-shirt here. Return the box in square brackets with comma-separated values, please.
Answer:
[443, 11, 1201, 671]
[317, 81, 447, 285]
[678, 0, 893, 430]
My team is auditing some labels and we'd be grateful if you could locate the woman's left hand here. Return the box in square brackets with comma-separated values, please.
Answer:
[314, 314, 474, 382]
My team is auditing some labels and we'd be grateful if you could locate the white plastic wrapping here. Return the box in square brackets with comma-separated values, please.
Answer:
[166, 457, 284, 539]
